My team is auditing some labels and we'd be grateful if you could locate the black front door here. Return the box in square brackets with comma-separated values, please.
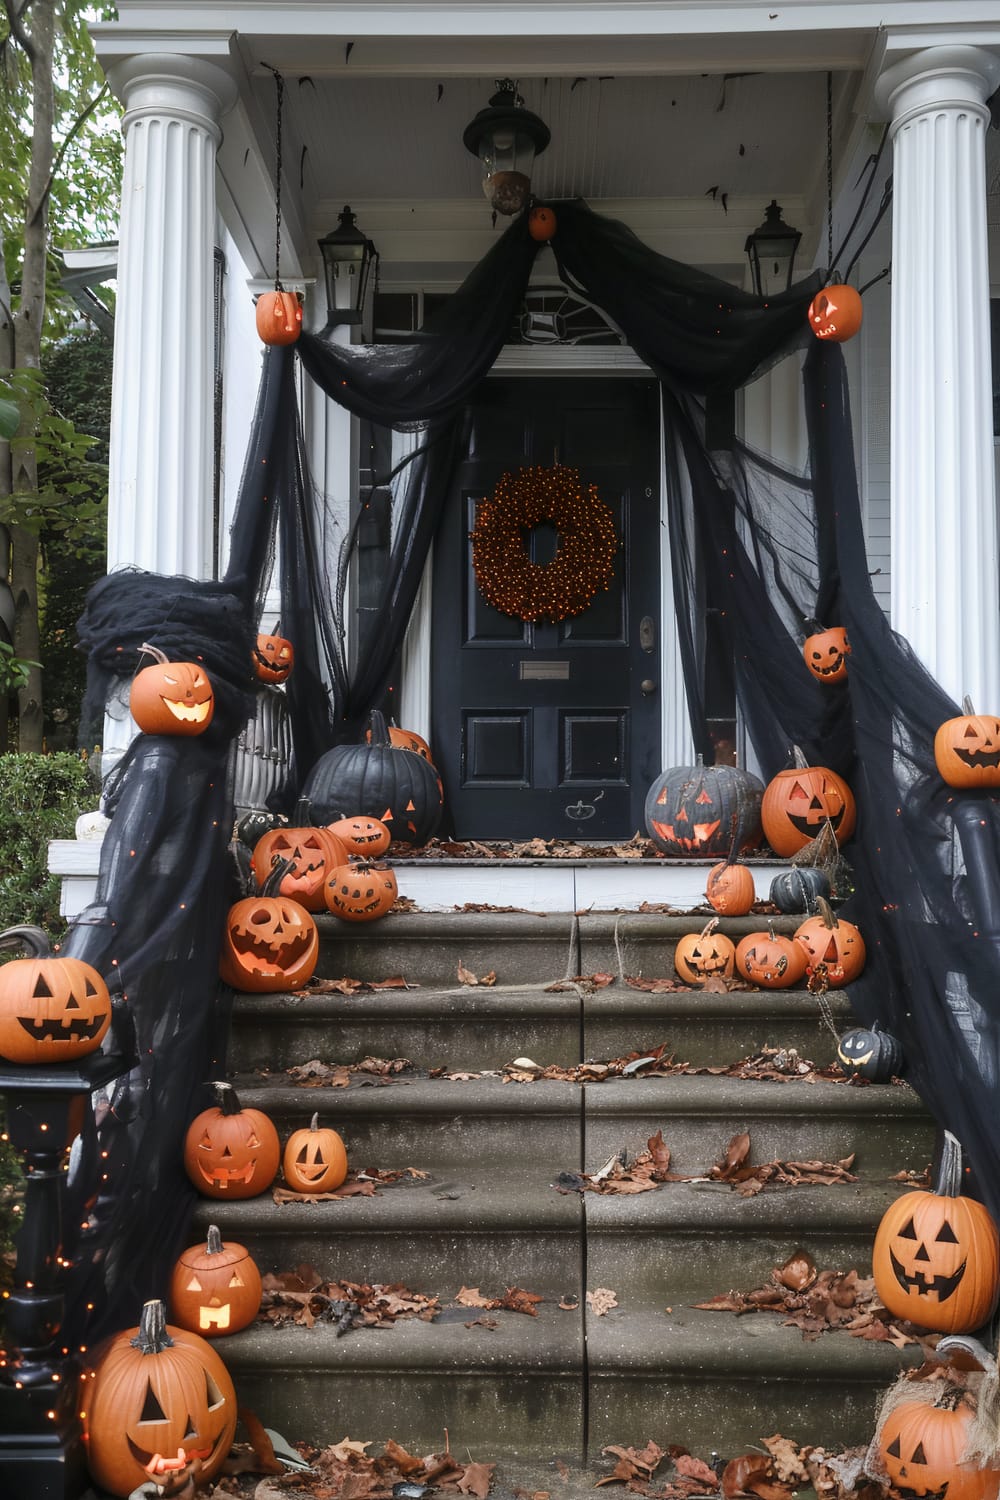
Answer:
[431, 377, 661, 840]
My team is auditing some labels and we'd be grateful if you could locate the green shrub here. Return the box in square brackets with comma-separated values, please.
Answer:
[0, 751, 97, 933]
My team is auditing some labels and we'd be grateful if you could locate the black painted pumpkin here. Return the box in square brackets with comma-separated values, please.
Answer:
[302, 710, 443, 846]
[236, 809, 288, 850]
[644, 758, 764, 858]
[769, 867, 831, 915]
[836, 1024, 903, 1082]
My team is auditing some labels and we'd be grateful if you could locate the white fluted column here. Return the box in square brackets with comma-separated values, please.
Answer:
[876, 45, 1000, 707]
[106, 54, 237, 579]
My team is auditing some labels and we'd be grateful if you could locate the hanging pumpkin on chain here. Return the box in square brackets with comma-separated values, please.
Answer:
[802, 619, 851, 684]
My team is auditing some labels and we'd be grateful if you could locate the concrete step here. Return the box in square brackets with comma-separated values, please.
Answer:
[228, 984, 854, 1073]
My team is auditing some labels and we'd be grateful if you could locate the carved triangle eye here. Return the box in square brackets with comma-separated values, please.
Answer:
[911, 1443, 927, 1464]
[886, 1436, 901, 1458]
[935, 1220, 959, 1243]
[140, 1381, 168, 1424]
[897, 1217, 918, 1240]
[33, 976, 53, 998]
[186, 1273, 203, 1292]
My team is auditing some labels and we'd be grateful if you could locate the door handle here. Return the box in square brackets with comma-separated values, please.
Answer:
[641, 679, 657, 697]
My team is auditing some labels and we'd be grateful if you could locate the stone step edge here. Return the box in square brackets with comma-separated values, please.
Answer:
[315, 911, 807, 938]
[232, 988, 853, 1018]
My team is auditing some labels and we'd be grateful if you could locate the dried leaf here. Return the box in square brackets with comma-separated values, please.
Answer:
[718, 1132, 752, 1177]
[457, 963, 479, 986]
[236, 1408, 284, 1475]
[457, 1461, 495, 1497]
[760, 1435, 810, 1485]
[647, 1129, 671, 1179]
[383, 1438, 424, 1474]
[674, 1453, 720, 1488]
[721, 1455, 780, 1498]
[774, 1249, 817, 1292]
[327, 1438, 373, 1462]
[455, 1286, 493, 1308]
[493, 1286, 544, 1316]
[586, 1288, 619, 1316]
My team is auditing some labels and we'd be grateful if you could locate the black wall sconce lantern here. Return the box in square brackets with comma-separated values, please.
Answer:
[318, 205, 377, 326]
[745, 200, 802, 298]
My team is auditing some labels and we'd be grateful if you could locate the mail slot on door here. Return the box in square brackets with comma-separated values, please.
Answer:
[519, 661, 570, 680]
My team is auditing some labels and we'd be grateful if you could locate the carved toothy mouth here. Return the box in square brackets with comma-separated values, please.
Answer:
[163, 698, 212, 724]
[838, 1046, 873, 1066]
[953, 747, 1000, 769]
[231, 928, 313, 969]
[813, 657, 845, 676]
[786, 810, 844, 837]
[253, 648, 290, 677]
[198, 1305, 231, 1330]
[126, 1425, 229, 1481]
[889, 1247, 966, 1302]
[16, 1014, 107, 1041]
[197, 1160, 258, 1190]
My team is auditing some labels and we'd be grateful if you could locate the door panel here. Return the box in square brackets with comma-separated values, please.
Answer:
[431, 377, 660, 839]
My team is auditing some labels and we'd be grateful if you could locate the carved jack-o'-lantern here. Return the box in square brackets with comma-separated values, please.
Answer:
[808, 284, 863, 343]
[735, 925, 808, 990]
[282, 1113, 349, 1194]
[324, 861, 398, 922]
[365, 722, 435, 763]
[673, 918, 736, 984]
[255, 289, 303, 346]
[326, 816, 392, 858]
[304, 710, 443, 845]
[645, 759, 764, 857]
[0, 925, 111, 1065]
[836, 1024, 903, 1083]
[934, 698, 1000, 789]
[873, 1131, 1000, 1334]
[705, 861, 756, 916]
[252, 632, 294, 684]
[219, 861, 319, 993]
[803, 624, 851, 685]
[879, 1397, 1000, 1500]
[183, 1081, 280, 1200]
[250, 798, 348, 913]
[794, 898, 866, 986]
[84, 1298, 237, 1496]
[760, 747, 856, 857]
[130, 644, 214, 736]
[169, 1225, 262, 1338]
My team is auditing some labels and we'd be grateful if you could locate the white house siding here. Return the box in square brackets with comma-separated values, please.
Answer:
[858, 265, 892, 619]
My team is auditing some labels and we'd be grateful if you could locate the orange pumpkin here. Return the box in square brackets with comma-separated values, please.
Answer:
[673, 918, 736, 984]
[130, 643, 214, 736]
[705, 861, 755, 916]
[735, 925, 808, 989]
[879, 1398, 1000, 1500]
[325, 861, 398, 922]
[934, 697, 1000, 789]
[803, 624, 850, 685]
[807, 284, 862, 342]
[760, 747, 856, 857]
[528, 205, 557, 241]
[183, 1081, 280, 1200]
[255, 288, 303, 346]
[84, 1299, 237, 1496]
[169, 1225, 262, 1338]
[0, 925, 111, 1065]
[794, 898, 865, 985]
[252, 632, 294, 683]
[219, 861, 319, 993]
[873, 1131, 1000, 1334]
[282, 1112, 349, 1193]
[365, 721, 435, 763]
[250, 797, 349, 912]
[326, 816, 392, 857]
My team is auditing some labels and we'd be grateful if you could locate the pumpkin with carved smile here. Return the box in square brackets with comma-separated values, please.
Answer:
[873, 1131, 999, 1333]
[794, 898, 866, 985]
[252, 632, 294, 684]
[130, 643, 214, 736]
[879, 1396, 1000, 1500]
[735, 925, 808, 990]
[644, 759, 764, 857]
[325, 861, 398, 922]
[673, 918, 736, 984]
[250, 797, 348, 913]
[183, 1081, 280, 1200]
[807, 284, 863, 343]
[283, 1113, 349, 1193]
[326, 816, 392, 858]
[803, 623, 850, 685]
[0, 924, 111, 1064]
[169, 1225, 262, 1338]
[219, 860, 319, 993]
[761, 747, 856, 857]
[836, 1024, 903, 1082]
[84, 1298, 237, 1496]
[935, 698, 1000, 789]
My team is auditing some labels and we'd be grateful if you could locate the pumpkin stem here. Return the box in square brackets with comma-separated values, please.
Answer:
[963, 696, 976, 715]
[131, 1299, 174, 1354]
[790, 744, 810, 770]
[137, 642, 169, 666]
[803, 617, 824, 634]
[205, 1225, 224, 1257]
[210, 1080, 243, 1116]
[936, 1333, 998, 1376]
[815, 896, 837, 930]
[934, 1130, 964, 1198]
[698, 917, 720, 941]
[368, 709, 391, 747]
[259, 856, 295, 898]
[309, 1112, 319, 1131]
[0, 924, 52, 958]
[291, 797, 314, 825]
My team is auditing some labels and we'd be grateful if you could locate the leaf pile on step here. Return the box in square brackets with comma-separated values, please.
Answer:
[305, 975, 417, 994]
[283, 1056, 416, 1088]
[258, 1266, 441, 1333]
[388, 833, 659, 859]
[211, 1430, 497, 1499]
[555, 1131, 858, 1197]
[273, 1167, 429, 1204]
[592, 1432, 883, 1498]
[694, 1247, 935, 1348]
[500, 1042, 847, 1085]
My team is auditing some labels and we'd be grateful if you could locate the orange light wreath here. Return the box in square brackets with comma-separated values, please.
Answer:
[470, 464, 617, 622]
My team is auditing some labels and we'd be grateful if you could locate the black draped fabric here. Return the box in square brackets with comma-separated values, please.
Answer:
[57, 195, 1000, 1351]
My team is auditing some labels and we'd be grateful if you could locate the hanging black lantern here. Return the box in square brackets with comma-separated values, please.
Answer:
[462, 79, 550, 217]
[317, 206, 377, 326]
[744, 200, 801, 298]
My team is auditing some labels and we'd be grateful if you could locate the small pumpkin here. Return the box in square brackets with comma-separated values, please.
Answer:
[934, 697, 1000, 789]
[769, 867, 831, 915]
[252, 632, 295, 684]
[528, 205, 557, 241]
[879, 1396, 999, 1500]
[735, 924, 808, 990]
[802, 621, 850, 685]
[673, 918, 736, 984]
[807, 284, 863, 343]
[250, 797, 349, 912]
[873, 1130, 1000, 1334]
[169, 1225, 262, 1338]
[84, 1298, 237, 1496]
[183, 1081, 280, 1200]
[303, 709, 444, 845]
[282, 1112, 349, 1193]
[325, 860, 398, 922]
[705, 860, 755, 916]
[0, 925, 111, 1065]
[219, 860, 319, 993]
[794, 898, 866, 985]
[836, 1024, 903, 1082]
[255, 288, 303, 346]
[130, 643, 214, 736]
[365, 721, 435, 763]
[326, 815, 392, 858]
[645, 758, 764, 857]
[760, 746, 856, 857]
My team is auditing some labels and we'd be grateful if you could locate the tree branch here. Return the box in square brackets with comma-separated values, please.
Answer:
[2, 0, 37, 64]
[33, 81, 111, 225]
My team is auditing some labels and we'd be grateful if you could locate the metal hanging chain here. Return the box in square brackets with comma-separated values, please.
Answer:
[826, 70, 834, 277]
[261, 63, 285, 291]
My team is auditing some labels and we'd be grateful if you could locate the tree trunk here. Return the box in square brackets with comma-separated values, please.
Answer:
[0, 217, 13, 751]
